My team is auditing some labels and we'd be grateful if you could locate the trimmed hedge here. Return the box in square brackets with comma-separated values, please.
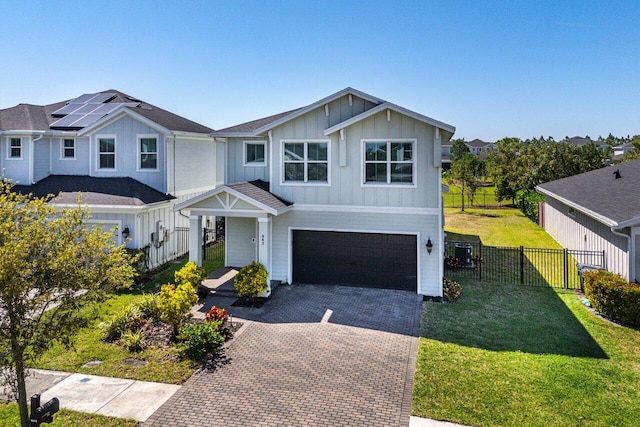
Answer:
[583, 270, 640, 327]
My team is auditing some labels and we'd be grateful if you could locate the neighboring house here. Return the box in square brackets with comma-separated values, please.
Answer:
[0, 91, 221, 269]
[466, 138, 495, 157]
[177, 87, 455, 296]
[561, 136, 609, 152]
[536, 159, 640, 282]
[441, 141, 452, 171]
[612, 142, 633, 162]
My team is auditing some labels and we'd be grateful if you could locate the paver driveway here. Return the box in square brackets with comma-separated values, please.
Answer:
[145, 284, 422, 427]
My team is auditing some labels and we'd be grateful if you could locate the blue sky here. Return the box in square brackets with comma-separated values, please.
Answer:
[1, 0, 638, 141]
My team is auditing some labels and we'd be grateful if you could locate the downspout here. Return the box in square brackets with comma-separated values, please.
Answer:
[611, 226, 632, 280]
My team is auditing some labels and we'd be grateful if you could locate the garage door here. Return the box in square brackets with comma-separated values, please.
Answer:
[292, 230, 417, 291]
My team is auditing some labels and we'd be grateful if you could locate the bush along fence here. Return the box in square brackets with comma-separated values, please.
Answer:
[444, 240, 605, 290]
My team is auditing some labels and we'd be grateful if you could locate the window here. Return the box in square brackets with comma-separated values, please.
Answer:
[244, 141, 266, 166]
[283, 141, 329, 183]
[9, 137, 21, 158]
[98, 137, 115, 169]
[364, 140, 415, 185]
[139, 136, 158, 170]
[62, 138, 75, 159]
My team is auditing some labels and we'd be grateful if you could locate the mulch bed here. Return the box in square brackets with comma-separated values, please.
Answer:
[231, 297, 268, 308]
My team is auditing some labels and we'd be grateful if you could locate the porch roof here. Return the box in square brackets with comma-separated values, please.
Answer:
[174, 180, 293, 217]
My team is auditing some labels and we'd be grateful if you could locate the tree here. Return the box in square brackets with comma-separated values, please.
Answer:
[0, 180, 135, 427]
[447, 153, 484, 211]
[450, 138, 469, 162]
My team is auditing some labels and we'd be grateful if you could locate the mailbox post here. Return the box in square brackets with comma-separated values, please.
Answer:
[29, 394, 59, 427]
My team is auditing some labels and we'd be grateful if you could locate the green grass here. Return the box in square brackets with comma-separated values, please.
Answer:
[0, 403, 136, 427]
[34, 256, 224, 384]
[413, 209, 640, 426]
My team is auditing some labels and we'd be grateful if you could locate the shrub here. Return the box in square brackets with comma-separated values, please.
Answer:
[99, 305, 143, 342]
[131, 294, 161, 320]
[175, 261, 206, 290]
[443, 278, 462, 302]
[120, 330, 146, 352]
[205, 306, 229, 323]
[177, 322, 225, 361]
[234, 261, 268, 299]
[584, 270, 640, 327]
[157, 282, 198, 335]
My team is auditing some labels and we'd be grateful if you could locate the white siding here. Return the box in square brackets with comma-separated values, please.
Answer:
[543, 197, 629, 279]
[226, 137, 269, 183]
[2, 136, 30, 184]
[271, 210, 441, 296]
[173, 137, 217, 193]
[51, 137, 91, 176]
[226, 217, 256, 267]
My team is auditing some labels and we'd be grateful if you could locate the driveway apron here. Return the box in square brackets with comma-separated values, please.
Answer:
[145, 284, 422, 427]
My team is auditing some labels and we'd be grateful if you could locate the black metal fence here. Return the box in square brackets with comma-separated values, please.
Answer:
[443, 191, 511, 208]
[445, 241, 605, 290]
[173, 227, 224, 262]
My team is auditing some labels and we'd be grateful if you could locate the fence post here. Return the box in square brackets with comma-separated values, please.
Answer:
[202, 228, 207, 260]
[520, 246, 524, 284]
[563, 248, 569, 289]
[479, 241, 483, 281]
[601, 250, 606, 269]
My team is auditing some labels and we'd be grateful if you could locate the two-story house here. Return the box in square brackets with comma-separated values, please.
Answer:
[0, 91, 221, 269]
[177, 88, 455, 297]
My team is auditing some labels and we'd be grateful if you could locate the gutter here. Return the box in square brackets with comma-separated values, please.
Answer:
[610, 225, 632, 280]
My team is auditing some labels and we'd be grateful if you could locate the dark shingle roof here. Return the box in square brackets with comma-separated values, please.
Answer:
[0, 90, 212, 134]
[226, 180, 292, 211]
[214, 108, 302, 134]
[466, 138, 494, 147]
[12, 175, 174, 206]
[536, 159, 640, 226]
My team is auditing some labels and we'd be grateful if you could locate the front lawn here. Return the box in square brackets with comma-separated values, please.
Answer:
[35, 257, 223, 384]
[413, 208, 640, 426]
[0, 403, 135, 427]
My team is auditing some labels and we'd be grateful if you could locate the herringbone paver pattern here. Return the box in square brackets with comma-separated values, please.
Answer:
[145, 285, 422, 427]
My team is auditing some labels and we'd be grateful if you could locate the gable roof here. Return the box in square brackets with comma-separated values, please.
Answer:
[0, 90, 213, 134]
[466, 138, 494, 148]
[174, 180, 292, 216]
[536, 159, 640, 228]
[12, 175, 175, 207]
[213, 87, 455, 138]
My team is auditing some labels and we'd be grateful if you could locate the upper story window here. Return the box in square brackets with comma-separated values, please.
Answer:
[62, 138, 75, 159]
[244, 141, 266, 166]
[98, 136, 116, 169]
[9, 137, 21, 159]
[138, 135, 158, 170]
[363, 139, 415, 185]
[282, 140, 329, 184]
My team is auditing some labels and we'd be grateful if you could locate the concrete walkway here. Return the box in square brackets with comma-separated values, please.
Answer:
[13, 369, 180, 422]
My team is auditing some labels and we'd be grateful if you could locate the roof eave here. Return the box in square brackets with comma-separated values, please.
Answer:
[535, 185, 618, 227]
[77, 107, 171, 136]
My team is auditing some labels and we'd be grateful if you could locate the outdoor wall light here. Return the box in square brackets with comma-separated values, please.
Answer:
[122, 226, 130, 240]
[426, 237, 433, 254]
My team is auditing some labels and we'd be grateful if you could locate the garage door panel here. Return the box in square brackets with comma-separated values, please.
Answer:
[292, 230, 417, 291]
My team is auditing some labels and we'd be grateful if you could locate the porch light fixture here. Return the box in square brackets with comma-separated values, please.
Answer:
[122, 226, 130, 240]
[426, 238, 433, 255]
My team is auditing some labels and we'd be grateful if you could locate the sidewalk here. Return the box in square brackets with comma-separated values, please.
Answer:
[14, 369, 180, 422]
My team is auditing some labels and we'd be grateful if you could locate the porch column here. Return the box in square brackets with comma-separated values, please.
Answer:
[189, 215, 203, 267]
[257, 216, 272, 293]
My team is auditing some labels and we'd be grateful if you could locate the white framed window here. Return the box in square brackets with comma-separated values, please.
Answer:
[138, 134, 158, 170]
[362, 139, 416, 186]
[61, 138, 75, 159]
[281, 140, 330, 185]
[243, 141, 266, 166]
[97, 135, 116, 170]
[8, 137, 21, 159]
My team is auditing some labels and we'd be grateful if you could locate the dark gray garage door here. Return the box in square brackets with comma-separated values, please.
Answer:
[292, 230, 417, 291]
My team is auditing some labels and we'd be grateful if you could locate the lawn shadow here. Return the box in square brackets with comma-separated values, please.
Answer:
[422, 280, 608, 359]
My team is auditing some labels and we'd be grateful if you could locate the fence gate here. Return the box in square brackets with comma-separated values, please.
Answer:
[444, 241, 605, 290]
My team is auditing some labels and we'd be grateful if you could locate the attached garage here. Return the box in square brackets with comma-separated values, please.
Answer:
[292, 230, 417, 291]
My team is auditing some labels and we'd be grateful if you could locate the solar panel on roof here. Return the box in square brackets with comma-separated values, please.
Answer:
[50, 114, 86, 128]
[85, 93, 116, 104]
[69, 93, 97, 104]
[71, 104, 103, 114]
[72, 114, 108, 127]
[51, 103, 85, 116]
[91, 103, 122, 114]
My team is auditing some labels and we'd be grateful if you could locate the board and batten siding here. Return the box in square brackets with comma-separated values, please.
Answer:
[173, 136, 217, 193]
[33, 139, 50, 183]
[543, 197, 629, 279]
[270, 210, 441, 296]
[1, 136, 30, 185]
[225, 137, 269, 184]
[90, 116, 166, 192]
[226, 217, 256, 267]
[50, 137, 91, 176]
[269, 96, 440, 209]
